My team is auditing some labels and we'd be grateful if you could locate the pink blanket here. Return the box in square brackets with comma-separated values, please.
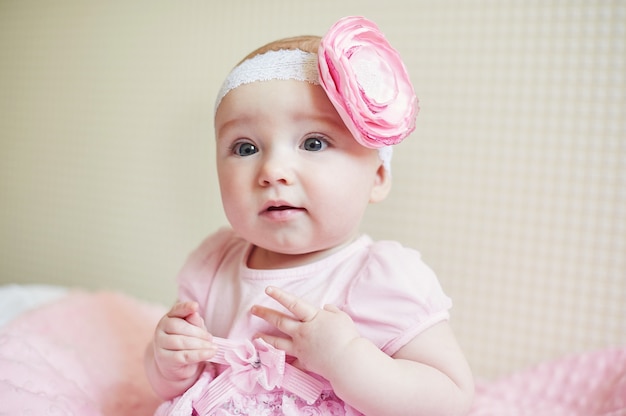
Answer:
[0, 291, 165, 415]
[470, 349, 626, 416]
[0, 291, 624, 415]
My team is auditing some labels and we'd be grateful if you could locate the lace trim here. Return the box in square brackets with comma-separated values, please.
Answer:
[215, 49, 320, 110]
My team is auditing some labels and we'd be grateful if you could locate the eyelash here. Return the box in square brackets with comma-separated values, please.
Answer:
[228, 135, 331, 157]
[301, 136, 329, 152]
[230, 141, 258, 157]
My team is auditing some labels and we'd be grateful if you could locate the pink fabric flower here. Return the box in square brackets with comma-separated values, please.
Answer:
[225, 338, 285, 392]
[318, 16, 419, 148]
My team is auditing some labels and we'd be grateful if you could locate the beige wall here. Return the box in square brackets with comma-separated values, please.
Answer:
[1, 1, 624, 379]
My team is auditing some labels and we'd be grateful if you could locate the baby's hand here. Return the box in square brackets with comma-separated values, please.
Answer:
[152, 301, 216, 383]
[251, 286, 360, 376]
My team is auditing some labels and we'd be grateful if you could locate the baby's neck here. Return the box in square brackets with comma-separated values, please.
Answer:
[246, 238, 358, 270]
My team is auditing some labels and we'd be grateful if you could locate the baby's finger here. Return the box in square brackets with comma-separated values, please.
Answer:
[264, 286, 318, 323]
[157, 333, 215, 353]
[185, 311, 206, 329]
[255, 333, 293, 356]
[156, 342, 217, 366]
[251, 304, 293, 331]
[159, 315, 211, 340]
[167, 301, 199, 319]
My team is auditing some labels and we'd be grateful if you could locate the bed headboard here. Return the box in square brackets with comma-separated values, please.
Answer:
[0, 1, 623, 380]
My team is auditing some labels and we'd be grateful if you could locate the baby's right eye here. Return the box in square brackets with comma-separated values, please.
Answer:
[232, 141, 258, 156]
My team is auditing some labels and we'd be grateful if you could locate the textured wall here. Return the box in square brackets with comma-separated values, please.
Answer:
[1, 1, 624, 379]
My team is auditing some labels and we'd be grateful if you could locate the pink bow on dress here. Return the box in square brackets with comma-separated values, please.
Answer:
[193, 337, 325, 416]
[223, 337, 285, 392]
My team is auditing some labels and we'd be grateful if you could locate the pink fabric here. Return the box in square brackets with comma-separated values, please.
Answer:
[155, 371, 356, 416]
[318, 16, 418, 148]
[177, 228, 452, 357]
[194, 337, 324, 412]
[0, 290, 624, 415]
[0, 291, 166, 416]
[156, 337, 327, 416]
[173, 228, 453, 414]
[470, 348, 626, 416]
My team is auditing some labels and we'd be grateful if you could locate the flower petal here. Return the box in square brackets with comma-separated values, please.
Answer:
[318, 16, 419, 148]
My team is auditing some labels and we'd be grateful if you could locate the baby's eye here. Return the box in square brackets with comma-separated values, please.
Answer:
[302, 137, 328, 152]
[232, 141, 258, 156]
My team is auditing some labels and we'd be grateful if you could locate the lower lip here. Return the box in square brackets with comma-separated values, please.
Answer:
[261, 208, 306, 221]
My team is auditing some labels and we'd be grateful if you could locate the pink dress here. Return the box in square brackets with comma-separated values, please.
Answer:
[155, 228, 452, 416]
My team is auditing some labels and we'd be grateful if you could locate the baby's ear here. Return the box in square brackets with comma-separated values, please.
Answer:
[369, 162, 392, 203]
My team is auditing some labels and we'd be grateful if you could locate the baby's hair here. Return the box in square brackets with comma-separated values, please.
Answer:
[238, 35, 321, 64]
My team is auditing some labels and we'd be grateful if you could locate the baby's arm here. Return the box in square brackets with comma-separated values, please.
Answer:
[145, 301, 217, 400]
[252, 287, 474, 416]
[329, 321, 474, 415]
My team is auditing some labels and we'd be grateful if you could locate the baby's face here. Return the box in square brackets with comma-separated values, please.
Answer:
[214, 80, 388, 267]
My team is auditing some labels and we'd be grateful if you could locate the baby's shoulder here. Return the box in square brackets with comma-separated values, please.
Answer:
[178, 227, 248, 278]
[359, 238, 431, 276]
[176, 228, 247, 301]
[348, 237, 443, 297]
[343, 238, 452, 353]
[191, 227, 246, 260]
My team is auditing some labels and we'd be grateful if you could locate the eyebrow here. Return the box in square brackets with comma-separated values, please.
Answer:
[215, 116, 247, 139]
[216, 110, 346, 139]
[302, 112, 346, 129]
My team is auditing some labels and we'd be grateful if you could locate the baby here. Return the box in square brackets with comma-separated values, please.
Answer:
[146, 16, 474, 416]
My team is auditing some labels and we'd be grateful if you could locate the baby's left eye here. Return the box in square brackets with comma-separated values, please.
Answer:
[302, 137, 328, 152]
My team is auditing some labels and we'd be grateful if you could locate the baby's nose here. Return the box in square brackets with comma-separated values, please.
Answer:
[258, 151, 295, 186]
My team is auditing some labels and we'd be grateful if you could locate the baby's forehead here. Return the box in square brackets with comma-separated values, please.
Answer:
[216, 79, 338, 122]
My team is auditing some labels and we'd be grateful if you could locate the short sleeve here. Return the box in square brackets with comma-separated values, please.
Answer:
[176, 227, 238, 310]
[344, 240, 452, 356]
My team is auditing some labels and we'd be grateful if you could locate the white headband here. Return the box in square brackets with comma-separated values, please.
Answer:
[215, 49, 393, 171]
[215, 49, 319, 109]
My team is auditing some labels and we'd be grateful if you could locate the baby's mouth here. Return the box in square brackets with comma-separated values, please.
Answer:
[259, 199, 307, 219]
[260, 203, 306, 219]
[267, 205, 294, 211]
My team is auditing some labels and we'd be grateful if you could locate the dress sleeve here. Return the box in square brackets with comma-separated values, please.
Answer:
[344, 240, 452, 356]
[176, 227, 236, 310]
